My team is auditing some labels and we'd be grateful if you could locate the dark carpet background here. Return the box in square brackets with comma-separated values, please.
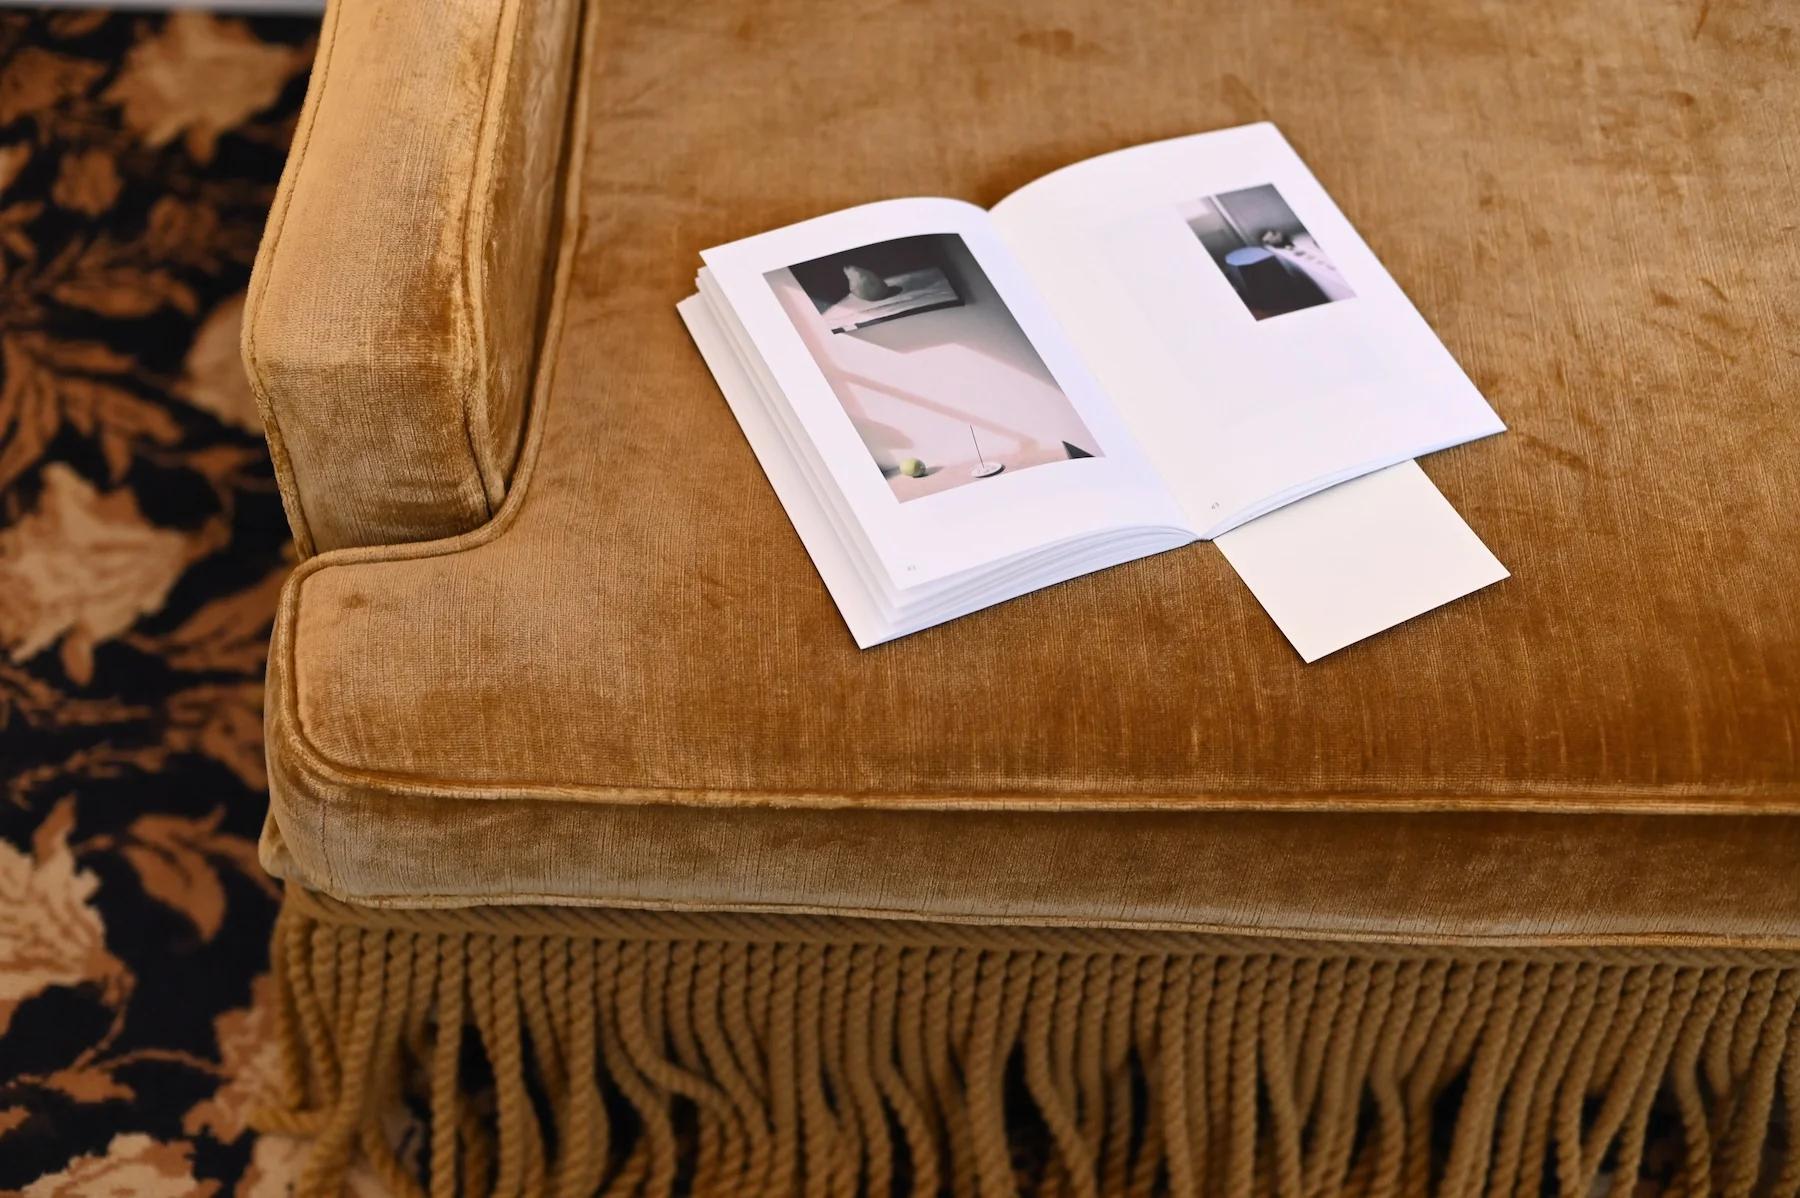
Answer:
[0, 10, 323, 1193]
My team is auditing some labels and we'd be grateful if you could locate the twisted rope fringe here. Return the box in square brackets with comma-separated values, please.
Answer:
[257, 891, 1800, 1197]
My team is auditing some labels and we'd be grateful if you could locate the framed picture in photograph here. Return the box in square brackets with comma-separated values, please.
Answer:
[787, 236, 965, 333]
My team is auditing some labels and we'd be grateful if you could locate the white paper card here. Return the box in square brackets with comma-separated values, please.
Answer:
[1214, 460, 1507, 662]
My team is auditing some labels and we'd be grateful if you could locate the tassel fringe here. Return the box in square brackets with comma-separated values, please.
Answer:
[257, 889, 1800, 1197]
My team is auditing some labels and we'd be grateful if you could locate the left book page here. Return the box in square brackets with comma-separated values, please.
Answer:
[688, 198, 1190, 646]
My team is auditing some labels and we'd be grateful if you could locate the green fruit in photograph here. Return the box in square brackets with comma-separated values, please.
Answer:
[900, 458, 927, 477]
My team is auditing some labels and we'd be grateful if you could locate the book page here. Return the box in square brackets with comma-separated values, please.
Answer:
[702, 199, 1189, 588]
[989, 125, 1504, 537]
[1215, 461, 1508, 661]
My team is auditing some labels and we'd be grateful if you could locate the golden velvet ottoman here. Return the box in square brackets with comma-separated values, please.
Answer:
[243, 0, 1800, 1194]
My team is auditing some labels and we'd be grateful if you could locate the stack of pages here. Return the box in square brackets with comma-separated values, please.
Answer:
[680, 124, 1506, 654]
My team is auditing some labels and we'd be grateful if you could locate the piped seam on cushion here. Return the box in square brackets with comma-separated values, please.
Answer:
[271, 713, 1800, 814]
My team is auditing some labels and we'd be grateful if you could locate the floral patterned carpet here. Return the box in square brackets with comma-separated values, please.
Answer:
[0, 10, 324, 1193]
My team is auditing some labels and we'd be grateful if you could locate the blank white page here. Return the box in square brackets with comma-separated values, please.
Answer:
[1213, 460, 1508, 662]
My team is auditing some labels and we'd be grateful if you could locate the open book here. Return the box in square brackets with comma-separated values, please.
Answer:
[679, 124, 1504, 648]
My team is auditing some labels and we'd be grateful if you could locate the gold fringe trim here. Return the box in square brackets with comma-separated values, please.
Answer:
[258, 889, 1800, 1197]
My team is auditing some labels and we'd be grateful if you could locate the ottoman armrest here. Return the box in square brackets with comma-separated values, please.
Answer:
[243, 0, 582, 557]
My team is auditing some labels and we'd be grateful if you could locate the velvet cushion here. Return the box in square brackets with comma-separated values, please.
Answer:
[259, 0, 1798, 941]
[244, 0, 579, 555]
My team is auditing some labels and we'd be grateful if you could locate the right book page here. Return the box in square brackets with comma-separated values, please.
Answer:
[989, 124, 1505, 537]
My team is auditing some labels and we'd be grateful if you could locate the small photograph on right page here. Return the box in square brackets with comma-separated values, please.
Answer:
[1179, 184, 1355, 321]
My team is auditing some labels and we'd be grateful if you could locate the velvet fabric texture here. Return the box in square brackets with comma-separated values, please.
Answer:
[243, 0, 578, 555]
[242, 0, 1800, 1191]
[255, 0, 1799, 937]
